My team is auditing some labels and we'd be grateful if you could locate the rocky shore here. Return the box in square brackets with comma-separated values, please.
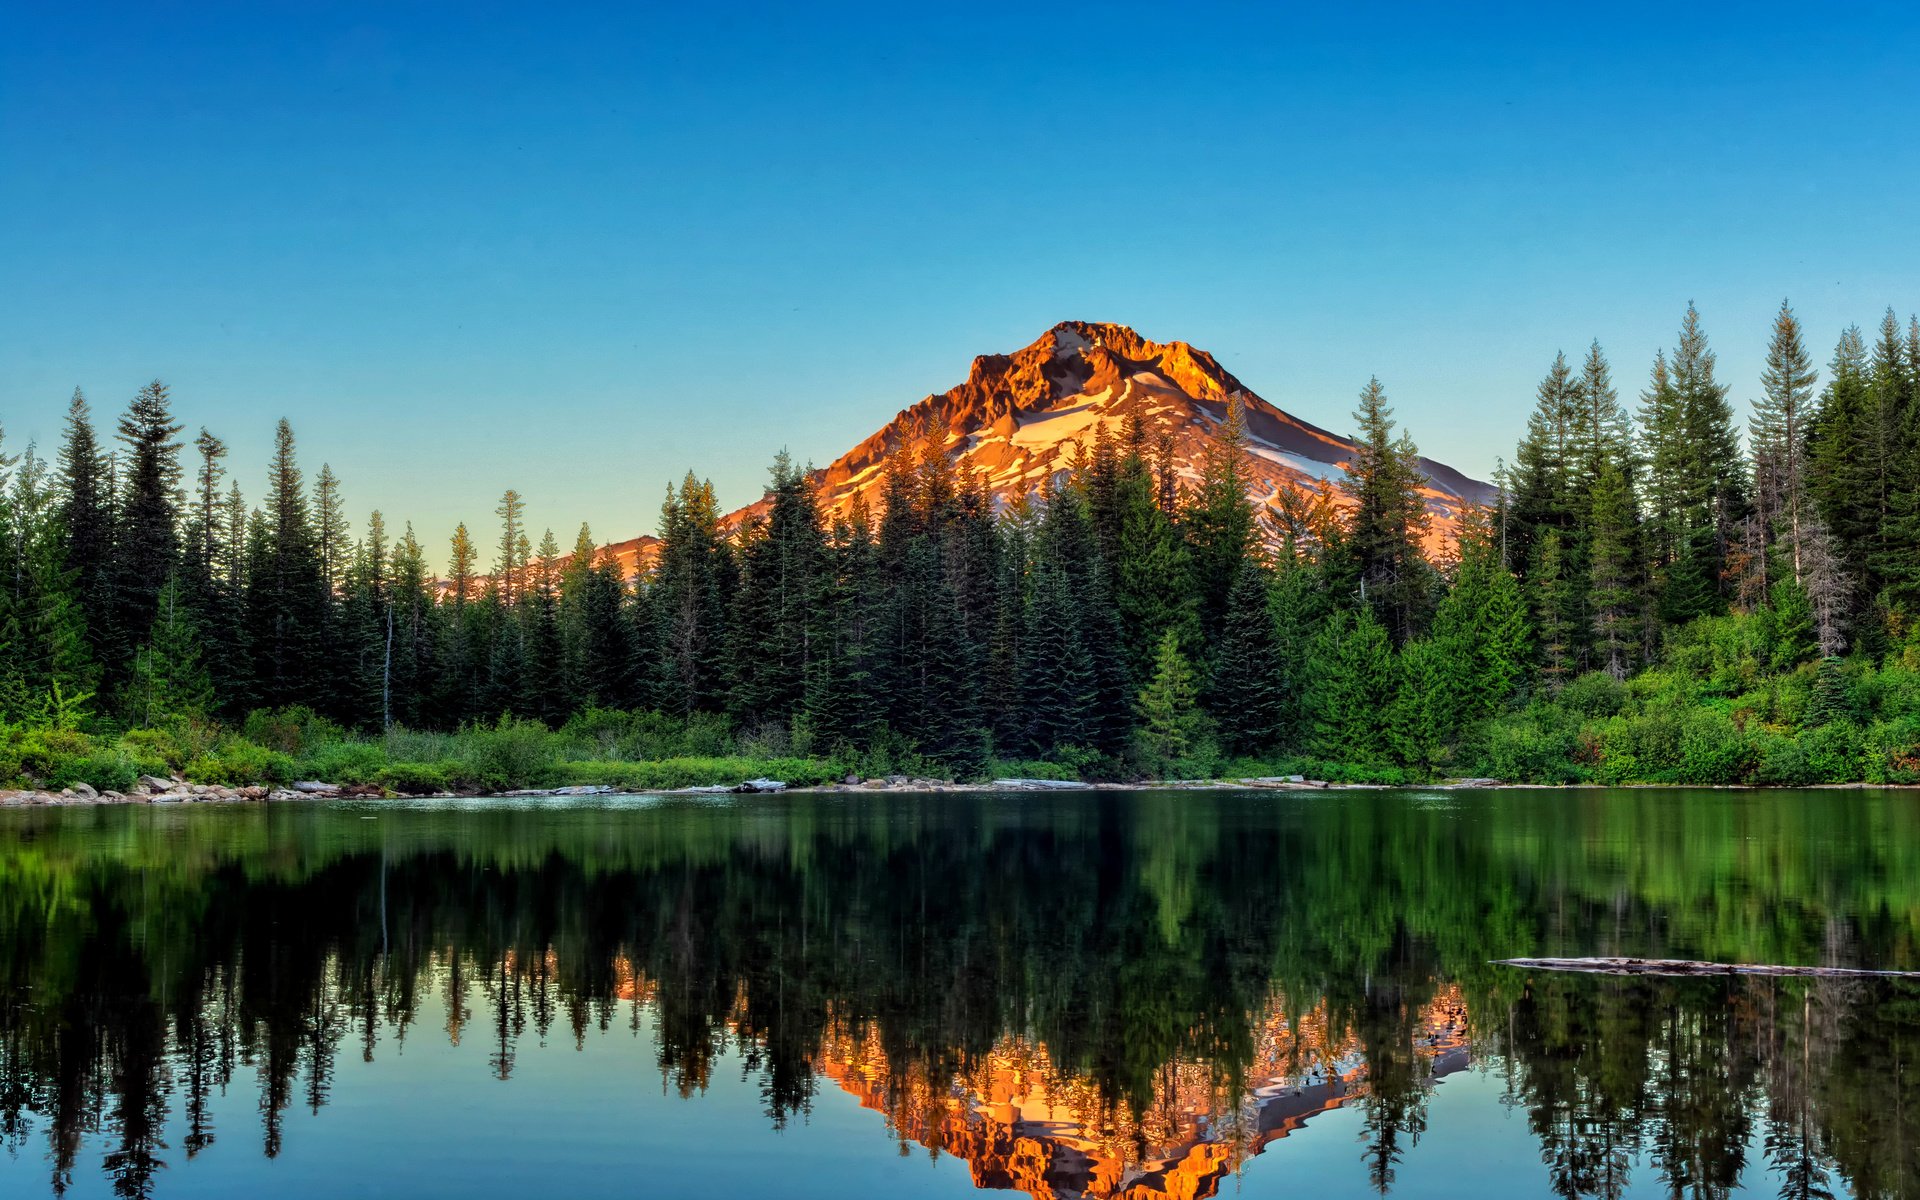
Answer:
[0, 772, 1370, 807]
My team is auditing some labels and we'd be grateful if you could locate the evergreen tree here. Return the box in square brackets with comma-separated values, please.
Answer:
[127, 575, 214, 726]
[1020, 557, 1096, 755]
[56, 389, 115, 661]
[1209, 560, 1285, 754]
[248, 419, 326, 707]
[1751, 300, 1818, 586]
[1109, 459, 1194, 686]
[1304, 606, 1396, 765]
[1507, 351, 1581, 579]
[1339, 378, 1433, 643]
[653, 473, 730, 715]
[1136, 629, 1203, 764]
[314, 464, 349, 594]
[728, 454, 826, 731]
[494, 489, 525, 603]
[1183, 395, 1257, 644]
[110, 380, 185, 680]
[1586, 460, 1641, 679]
[1427, 506, 1528, 728]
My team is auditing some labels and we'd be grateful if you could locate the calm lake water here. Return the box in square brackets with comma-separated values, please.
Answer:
[2, 788, 1918, 1199]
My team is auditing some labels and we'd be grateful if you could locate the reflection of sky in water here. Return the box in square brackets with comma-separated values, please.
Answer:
[0, 788, 1910, 1198]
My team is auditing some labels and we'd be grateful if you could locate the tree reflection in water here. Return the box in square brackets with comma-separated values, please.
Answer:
[1, 790, 1916, 1198]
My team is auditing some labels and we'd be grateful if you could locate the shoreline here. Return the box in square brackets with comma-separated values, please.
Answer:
[3, 775, 1914, 808]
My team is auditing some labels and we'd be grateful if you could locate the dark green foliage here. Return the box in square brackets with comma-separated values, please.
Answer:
[1209, 561, 1284, 754]
[17, 300, 1920, 785]
[110, 381, 185, 682]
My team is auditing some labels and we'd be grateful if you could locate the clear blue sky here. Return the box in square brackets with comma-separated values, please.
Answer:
[5, 1, 1917, 565]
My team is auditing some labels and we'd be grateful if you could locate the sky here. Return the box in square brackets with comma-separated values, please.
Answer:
[4, 1, 1919, 565]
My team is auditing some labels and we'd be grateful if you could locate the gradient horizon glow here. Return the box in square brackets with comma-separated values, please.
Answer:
[5, 1, 1918, 567]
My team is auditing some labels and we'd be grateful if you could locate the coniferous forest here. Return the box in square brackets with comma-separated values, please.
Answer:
[5, 301, 1920, 793]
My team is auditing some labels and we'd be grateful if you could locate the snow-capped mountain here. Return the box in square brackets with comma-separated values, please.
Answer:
[597, 320, 1494, 575]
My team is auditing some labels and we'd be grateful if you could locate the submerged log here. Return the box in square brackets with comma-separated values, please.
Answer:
[1494, 957, 1920, 979]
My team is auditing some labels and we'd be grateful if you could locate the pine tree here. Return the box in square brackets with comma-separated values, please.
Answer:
[111, 380, 185, 679]
[56, 389, 115, 662]
[127, 575, 214, 726]
[1751, 300, 1818, 585]
[1109, 459, 1194, 687]
[1183, 395, 1257, 644]
[1304, 606, 1396, 765]
[314, 464, 349, 595]
[1571, 341, 1631, 489]
[248, 419, 326, 707]
[653, 473, 730, 715]
[494, 489, 525, 603]
[1586, 460, 1640, 679]
[1427, 506, 1528, 728]
[728, 453, 826, 731]
[1209, 560, 1284, 754]
[1339, 377, 1433, 643]
[1531, 530, 1575, 691]
[1021, 557, 1096, 755]
[1136, 629, 1202, 764]
[1507, 351, 1581, 578]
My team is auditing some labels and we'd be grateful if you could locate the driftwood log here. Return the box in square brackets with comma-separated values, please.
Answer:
[1493, 957, 1920, 979]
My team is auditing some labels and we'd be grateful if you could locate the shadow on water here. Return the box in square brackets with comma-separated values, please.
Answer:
[2, 788, 1918, 1198]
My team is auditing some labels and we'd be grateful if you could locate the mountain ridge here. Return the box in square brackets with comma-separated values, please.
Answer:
[591, 320, 1494, 577]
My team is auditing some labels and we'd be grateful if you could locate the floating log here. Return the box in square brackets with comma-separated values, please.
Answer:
[1494, 957, 1920, 979]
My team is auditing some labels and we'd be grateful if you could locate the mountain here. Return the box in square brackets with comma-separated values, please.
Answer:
[596, 320, 1495, 574]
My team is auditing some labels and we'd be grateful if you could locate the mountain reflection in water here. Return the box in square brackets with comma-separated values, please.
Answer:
[1, 790, 1917, 1199]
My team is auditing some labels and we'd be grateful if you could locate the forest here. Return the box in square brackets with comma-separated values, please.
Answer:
[3, 300, 1919, 791]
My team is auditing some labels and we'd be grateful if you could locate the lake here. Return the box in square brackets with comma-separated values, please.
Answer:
[2, 788, 1917, 1198]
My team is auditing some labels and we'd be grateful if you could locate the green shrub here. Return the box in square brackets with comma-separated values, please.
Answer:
[240, 706, 345, 755]
[44, 747, 147, 792]
[1561, 672, 1628, 719]
[1481, 712, 1581, 784]
[183, 739, 294, 786]
[8, 728, 96, 783]
[377, 760, 456, 794]
[988, 758, 1082, 782]
[1675, 708, 1754, 784]
[462, 716, 561, 789]
[295, 739, 390, 785]
[556, 756, 847, 791]
[1754, 731, 1814, 786]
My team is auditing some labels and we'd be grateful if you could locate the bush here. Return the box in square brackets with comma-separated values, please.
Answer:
[557, 756, 848, 791]
[1561, 671, 1628, 719]
[44, 747, 148, 792]
[295, 739, 390, 785]
[1481, 711, 1581, 784]
[1675, 708, 1754, 784]
[462, 716, 561, 790]
[240, 706, 345, 756]
[10, 728, 93, 779]
[183, 738, 294, 786]
[377, 760, 456, 795]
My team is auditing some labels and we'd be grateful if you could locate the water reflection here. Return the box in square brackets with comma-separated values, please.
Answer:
[1, 790, 1916, 1198]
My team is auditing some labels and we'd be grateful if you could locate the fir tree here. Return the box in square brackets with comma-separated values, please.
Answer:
[1209, 560, 1284, 754]
[1586, 461, 1640, 679]
[1339, 377, 1433, 643]
[1751, 300, 1818, 585]
[1136, 629, 1202, 764]
[56, 389, 115, 661]
[127, 575, 214, 726]
[494, 489, 525, 603]
[1305, 606, 1396, 765]
[1183, 395, 1257, 644]
[248, 419, 327, 706]
[110, 380, 185, 677]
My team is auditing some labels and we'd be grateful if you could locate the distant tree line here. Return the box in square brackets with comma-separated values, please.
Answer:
[2, 300, 1918, 779]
